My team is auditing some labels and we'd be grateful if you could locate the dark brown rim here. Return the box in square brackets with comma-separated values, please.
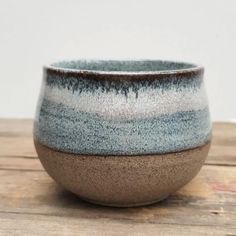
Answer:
[44, 59, 204, 80]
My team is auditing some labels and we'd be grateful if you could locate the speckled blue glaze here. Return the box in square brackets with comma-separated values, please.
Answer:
[34, 60, 211, 155]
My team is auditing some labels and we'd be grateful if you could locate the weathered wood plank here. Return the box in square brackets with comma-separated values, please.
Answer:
[0, 119, 32, 136]
[0, 119, 35, 158]
[207, 122, 236, 166]
[0, 212, 235, 236]
[0, 137, 36, 158]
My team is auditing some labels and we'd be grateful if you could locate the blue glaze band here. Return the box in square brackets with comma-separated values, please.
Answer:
[34, 60, 211, 155]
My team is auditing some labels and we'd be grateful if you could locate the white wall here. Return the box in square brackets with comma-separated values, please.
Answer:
[0, 0, 235, 121]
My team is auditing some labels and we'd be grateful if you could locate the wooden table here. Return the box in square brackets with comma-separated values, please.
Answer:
[0, 119, 235, 236]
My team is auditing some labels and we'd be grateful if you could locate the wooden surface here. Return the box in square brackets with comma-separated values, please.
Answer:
[0, 119, 235, 236]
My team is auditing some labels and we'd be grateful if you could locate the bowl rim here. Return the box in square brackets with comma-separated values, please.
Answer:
[44, 59, 204, 79]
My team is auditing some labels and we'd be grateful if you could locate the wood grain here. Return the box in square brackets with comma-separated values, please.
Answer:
[0, 119, 235, 236]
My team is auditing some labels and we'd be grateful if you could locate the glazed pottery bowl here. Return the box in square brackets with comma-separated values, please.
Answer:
[34, 60, 211, 207]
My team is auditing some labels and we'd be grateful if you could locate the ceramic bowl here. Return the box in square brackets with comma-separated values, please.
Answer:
[34, 60, 211, 207]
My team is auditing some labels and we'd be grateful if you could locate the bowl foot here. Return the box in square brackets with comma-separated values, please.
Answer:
[80, 194, 169, 208]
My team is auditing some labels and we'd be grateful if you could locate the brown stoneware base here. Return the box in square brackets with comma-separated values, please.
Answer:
[34, 140, 210, 207]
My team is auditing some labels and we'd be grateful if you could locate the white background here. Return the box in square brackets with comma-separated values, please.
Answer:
[0, 0, 235, 121]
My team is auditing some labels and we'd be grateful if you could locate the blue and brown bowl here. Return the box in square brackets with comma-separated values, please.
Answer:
[34, 60, 211, 207]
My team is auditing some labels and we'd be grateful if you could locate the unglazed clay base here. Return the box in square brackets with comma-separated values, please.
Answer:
[35, 140, 210, 207]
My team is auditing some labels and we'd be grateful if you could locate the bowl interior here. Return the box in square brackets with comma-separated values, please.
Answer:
[50, 60, 199, 73]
